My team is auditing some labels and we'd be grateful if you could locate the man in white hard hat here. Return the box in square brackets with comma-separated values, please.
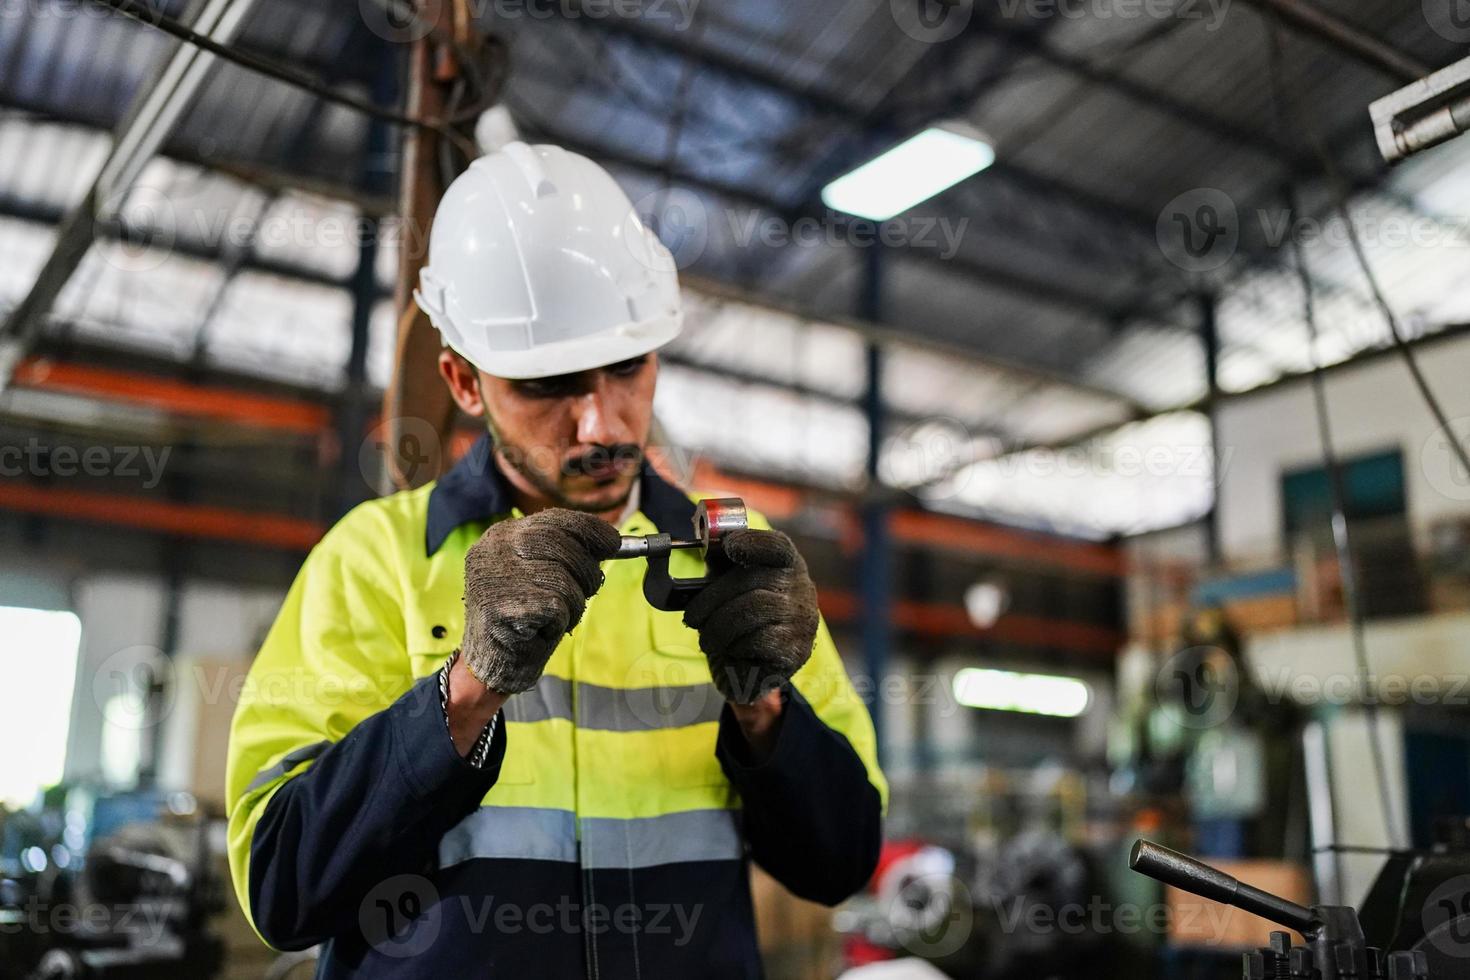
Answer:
[225, 143, 886, 978]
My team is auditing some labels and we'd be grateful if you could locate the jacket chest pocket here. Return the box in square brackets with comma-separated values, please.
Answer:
[405, 598, 461, 676]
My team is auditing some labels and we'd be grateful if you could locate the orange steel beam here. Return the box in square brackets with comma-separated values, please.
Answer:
[887, 509, 1124, 577]
[0, 483, 1120, 653]
[8, 359, 1124, 579]
[695, 461, 1124, 577]
[0, 483, 325, 551]
[12, 358, 330, 435]
[818, 589, 1122, 658]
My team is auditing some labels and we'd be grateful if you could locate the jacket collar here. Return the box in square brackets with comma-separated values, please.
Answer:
[425, 432, 696, 556]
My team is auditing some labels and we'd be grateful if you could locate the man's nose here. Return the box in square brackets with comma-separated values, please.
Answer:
[572, 387, 630, 446]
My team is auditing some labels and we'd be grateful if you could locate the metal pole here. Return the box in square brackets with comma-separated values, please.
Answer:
[337, 62, 393, 515]
[1199, 291, 1222, 565]
[338, 216, 379, 516]
[1238, 0, 1429, 83]
[1303, 721, 1343, 904]
[859, 240, 891, 764]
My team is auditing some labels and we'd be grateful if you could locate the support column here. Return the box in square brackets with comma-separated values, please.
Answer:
[337, 61, 393, 515]
[1199, 290, 1222, 565]
[859, 242, 891, 765]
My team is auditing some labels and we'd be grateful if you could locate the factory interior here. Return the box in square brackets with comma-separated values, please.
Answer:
[3, 0, 1470, 977]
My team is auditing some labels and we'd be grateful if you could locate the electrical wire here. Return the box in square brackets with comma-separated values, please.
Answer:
[85, 0, 485, 160]
[1328, 188, 1470, 481]
[1260, 17, 1470, 483]
[1266, 18, 1405, 850]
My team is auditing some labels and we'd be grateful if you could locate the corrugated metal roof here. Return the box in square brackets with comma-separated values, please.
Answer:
[1, 0, 1466, 535]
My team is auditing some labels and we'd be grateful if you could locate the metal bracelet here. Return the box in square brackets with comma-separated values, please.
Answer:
[440, 649, 499, 771]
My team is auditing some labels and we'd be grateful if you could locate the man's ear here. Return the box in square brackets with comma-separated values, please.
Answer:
[438, 350, 485, 417]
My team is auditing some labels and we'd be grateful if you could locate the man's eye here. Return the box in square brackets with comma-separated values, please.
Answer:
[607, 357, 646, 377]
[515, 378, 577, 398]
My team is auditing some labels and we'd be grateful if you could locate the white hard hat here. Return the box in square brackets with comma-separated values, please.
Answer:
[414, 142, 683, 380]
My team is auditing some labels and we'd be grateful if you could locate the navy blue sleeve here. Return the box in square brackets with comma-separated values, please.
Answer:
[715, 684, 882, 906]
[248, 673, 505, 950]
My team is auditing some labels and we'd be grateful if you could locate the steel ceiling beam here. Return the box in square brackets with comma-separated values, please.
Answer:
[1235, 0, 1430, 83]
[0, 0, 263, 394]
[0, 198, 359, 293]
[0, 97, 397, 215]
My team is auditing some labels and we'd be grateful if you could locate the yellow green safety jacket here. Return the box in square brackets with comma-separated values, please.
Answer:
[225, 434, 886, 978]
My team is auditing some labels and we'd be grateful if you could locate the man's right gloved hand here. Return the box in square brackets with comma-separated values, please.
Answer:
[461, 509, 622, 694]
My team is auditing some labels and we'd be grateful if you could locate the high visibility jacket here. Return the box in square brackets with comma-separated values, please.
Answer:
[225, 435, 886, 978]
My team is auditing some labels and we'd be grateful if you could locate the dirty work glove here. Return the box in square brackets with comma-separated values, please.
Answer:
[462, 509, 622, 693]
[682, 529, 819, 705]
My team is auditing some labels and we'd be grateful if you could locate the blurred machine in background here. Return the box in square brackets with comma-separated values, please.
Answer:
[0, 788, 224, 980]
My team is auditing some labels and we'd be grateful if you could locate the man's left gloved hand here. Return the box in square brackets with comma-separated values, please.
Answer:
[682, 528, 819, 705]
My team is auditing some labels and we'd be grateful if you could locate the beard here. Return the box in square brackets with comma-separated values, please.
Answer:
[485, 416, 643, 514]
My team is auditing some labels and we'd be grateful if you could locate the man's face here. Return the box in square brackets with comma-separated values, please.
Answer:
[447, 353, 658, 514]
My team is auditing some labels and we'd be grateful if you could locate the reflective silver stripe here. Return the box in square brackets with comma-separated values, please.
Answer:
[504, 675, 574, 724]
[504, 676, 723, 732]
[245, 740, 330, 794]
[438, 807, 744, 870]
[581, 809, 744, 869]
[440, 806, 577, 867]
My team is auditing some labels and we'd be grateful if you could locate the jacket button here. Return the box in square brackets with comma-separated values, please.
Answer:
[432, 625, 447, 639]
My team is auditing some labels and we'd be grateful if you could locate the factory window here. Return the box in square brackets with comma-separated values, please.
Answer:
[0, 606, 82, 806]
[1281, 449, 1424, 618]
[1281, 448, 1407, 536]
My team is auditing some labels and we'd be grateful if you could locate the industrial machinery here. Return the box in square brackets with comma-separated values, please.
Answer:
[613, 497, 747, 611]
[1131, 839, 1470, 979]
[0, 791, 224, 980]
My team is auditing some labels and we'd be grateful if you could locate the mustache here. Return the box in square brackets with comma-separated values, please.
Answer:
[560, 444, 644, 477]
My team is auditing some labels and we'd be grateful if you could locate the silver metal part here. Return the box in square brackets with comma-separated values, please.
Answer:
[1371, 55, 1470, 164]
[613, 533, 699, 559]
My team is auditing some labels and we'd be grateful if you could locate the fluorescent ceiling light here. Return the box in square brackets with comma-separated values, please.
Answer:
[822, 125, 995, 221]
[952, 667, 1091, 719]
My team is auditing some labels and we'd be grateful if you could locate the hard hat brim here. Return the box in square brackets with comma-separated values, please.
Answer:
[441, 312, 682, 381]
